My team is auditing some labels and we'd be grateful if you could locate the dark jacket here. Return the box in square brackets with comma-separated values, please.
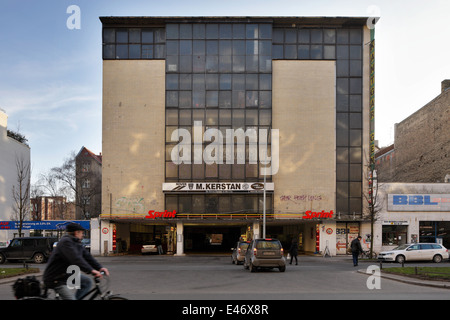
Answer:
[350, 238, 363, 254]
[43, 234, 103, 288]
[289, 241, 298, 256]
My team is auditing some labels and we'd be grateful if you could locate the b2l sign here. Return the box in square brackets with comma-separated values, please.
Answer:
[388, 194, 450, 212]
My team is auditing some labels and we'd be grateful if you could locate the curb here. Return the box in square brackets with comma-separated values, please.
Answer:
[0, 271, 43, 285]
[357, 269, 450, 289]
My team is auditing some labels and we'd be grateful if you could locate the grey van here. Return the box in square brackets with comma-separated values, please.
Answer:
[0, 237, 57, 264]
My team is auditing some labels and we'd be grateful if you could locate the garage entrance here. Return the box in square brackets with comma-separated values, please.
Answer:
[184, 225, 244, 253]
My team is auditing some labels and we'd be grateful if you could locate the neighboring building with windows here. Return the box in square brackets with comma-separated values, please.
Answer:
[374, 183, 450, 253]
[31, 196, 76, 221]
[75, 146, 102, 219]
[96, 16, 374, 256]
[0, 109, 31, 245]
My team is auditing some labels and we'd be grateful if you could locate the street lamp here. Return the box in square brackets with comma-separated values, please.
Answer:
[263, 165, 266, 239]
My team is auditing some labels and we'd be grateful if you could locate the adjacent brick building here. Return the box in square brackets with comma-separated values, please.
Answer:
[376, 80, 450, 183]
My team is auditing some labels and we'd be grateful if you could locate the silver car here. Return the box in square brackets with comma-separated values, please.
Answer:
[378, 243, 449, 263]
[244, 238, 286, 272]
[231, 241, 250, 265]
[141, 241, 158, 254]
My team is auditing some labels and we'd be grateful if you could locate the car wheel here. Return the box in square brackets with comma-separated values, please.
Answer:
[433, 254, 443, 263]
[279, 266, 286, 272]
[395, 255, 405, 264]
[0, 253, 5, 264]
[33, 253, 45, 264]
[250, 262, 257, 273]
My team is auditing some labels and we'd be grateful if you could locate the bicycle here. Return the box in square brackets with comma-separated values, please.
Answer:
[361, 250, 378, 259]
[18, 273, 127, 300]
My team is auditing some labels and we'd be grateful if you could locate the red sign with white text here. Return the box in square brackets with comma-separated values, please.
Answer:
[145, 210, 177, 219]
[302, 210, 334, 219]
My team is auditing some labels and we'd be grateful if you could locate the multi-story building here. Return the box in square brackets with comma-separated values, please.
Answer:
[75, 146, 102, 219]
[0, 109, 31, 245]
[95, 16, 374, 256]
[376, 79, 450, 183]
[31, 196, 76, 221]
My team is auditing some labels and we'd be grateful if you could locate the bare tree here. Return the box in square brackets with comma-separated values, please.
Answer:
[50, 151, 101, 219]
[11, 155, 31, 237]
[363, 160, 382, 258]
[35, 169, 72, 220]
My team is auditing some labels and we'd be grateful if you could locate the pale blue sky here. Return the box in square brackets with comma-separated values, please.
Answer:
[1, 0, 449, 183]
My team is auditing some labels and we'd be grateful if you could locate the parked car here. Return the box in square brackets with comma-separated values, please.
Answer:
[0, 237, 57, 264]
[53, 238, 91, 251]
[231, 241, 250, 265]
[243, 238, 286, 272]
[81, 238, 91, 252]
[141, 241, 158, 255]
[377, 243, 449, 263]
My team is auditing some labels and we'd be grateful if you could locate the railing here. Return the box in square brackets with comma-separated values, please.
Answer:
[100, 212, 335, 220]
[176, 213, 275, 220]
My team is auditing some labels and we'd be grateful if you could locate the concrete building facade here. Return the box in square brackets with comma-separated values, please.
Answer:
[0, 109, 31, 245]
[96, 16, 374, 256]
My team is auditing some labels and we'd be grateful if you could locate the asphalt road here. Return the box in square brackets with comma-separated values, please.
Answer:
[1, 254, 450, 301]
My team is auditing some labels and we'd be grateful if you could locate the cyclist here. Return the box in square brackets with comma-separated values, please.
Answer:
[43, 223, 109, 300]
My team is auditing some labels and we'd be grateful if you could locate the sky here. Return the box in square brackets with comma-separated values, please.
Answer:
[1, 0, 449, 184]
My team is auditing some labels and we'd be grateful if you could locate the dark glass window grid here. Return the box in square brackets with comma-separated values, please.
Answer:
[165, 23, 273, 186]
[102, 28, 166, 59]
[165, 194, 273, 215]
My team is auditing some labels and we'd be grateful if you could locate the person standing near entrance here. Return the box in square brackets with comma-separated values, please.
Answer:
[289, 239, 298, 265]
[350, 236, 364, 266]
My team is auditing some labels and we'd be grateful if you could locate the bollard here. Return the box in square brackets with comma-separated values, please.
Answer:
[379, 260, 382, 270]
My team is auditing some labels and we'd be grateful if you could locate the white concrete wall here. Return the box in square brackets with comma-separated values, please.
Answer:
[0, 110, 31, 245]
[90, 218, 114, 256]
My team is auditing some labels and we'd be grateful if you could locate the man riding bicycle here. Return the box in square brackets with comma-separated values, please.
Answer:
[43, 223, 109, 300]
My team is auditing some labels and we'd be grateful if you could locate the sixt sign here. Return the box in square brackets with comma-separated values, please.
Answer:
[388, 194, 450, 212]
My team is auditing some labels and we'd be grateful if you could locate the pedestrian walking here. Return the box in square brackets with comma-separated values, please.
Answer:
[289, 239, 298, 265]
[350, 236, 364, 266]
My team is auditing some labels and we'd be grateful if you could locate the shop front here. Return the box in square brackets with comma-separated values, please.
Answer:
[0, 220, 90, 247]
[92, 214, 341, 256]
[374, 183, 450, 253]
[91, 217, 177, 256]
